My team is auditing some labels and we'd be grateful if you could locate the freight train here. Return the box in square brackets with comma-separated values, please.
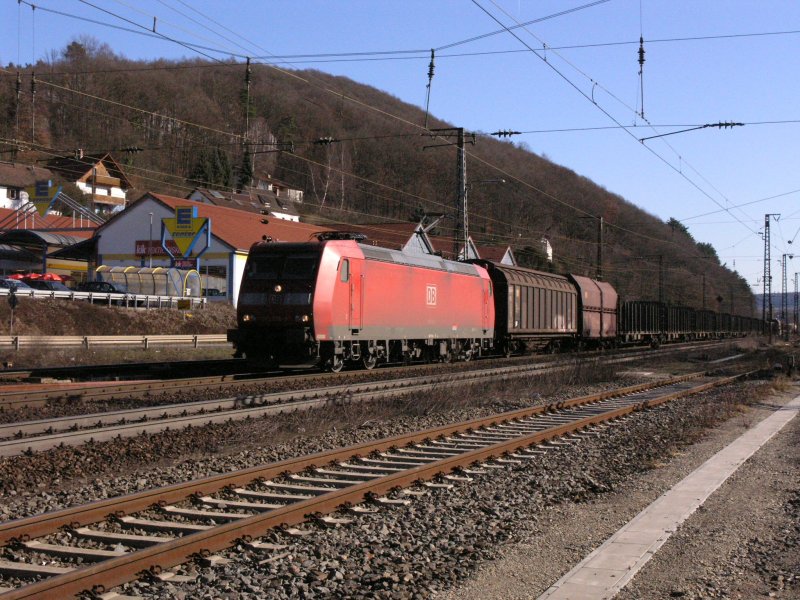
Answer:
[227, 234, 763, 370]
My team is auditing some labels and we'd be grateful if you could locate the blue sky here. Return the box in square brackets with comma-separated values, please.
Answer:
[3, 0, 800, 295]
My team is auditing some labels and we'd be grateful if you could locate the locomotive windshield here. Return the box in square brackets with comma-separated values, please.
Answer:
[246, 253, 318, 280]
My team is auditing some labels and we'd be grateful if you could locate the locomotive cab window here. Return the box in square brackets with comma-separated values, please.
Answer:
[246, 254, 318, 279]
[340, 259, 350, 282]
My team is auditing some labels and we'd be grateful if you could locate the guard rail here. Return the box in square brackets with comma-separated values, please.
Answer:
[0, 334, 230, 351]
[0, 288, 206, 309]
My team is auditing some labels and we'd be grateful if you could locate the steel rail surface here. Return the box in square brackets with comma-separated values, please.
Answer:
[0, 340, 728, 410]
[0, 349, 712, 455]
[0, 372, 747, 600]
[0, 373, 704, 545]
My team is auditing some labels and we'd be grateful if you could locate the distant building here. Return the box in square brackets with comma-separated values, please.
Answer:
[0, 161, 56, 210]
[46, 152, 132, 212]
[188, 175, 303, 222]
[90, 192, 330, 306]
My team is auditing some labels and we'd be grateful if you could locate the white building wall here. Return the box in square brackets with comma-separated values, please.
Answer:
[95, 197, 243, 305]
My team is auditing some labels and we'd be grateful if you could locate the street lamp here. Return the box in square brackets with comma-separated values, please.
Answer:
[148, 212, 154, 268]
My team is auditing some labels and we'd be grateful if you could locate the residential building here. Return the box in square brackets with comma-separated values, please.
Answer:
[46, 153, 132, 212]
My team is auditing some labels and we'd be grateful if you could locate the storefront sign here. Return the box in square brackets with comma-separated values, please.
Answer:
[24, 180, 61, 217]
[162, 206, 211, 259]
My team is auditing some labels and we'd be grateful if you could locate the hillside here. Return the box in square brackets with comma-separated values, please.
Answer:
[0, 39, 753, 312]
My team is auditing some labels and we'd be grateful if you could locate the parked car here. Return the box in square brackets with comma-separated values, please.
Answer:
[75, 281, 129, 294]
[0, 278, 33, 290]
[25, 280, 72, 292]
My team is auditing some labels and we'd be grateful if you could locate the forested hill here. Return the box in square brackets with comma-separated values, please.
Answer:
[1, 40, 754, 312]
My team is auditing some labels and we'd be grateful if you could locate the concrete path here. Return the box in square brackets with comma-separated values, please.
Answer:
[538, 394, 800, 600]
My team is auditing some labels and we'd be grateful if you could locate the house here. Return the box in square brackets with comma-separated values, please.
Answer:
[46, 153, 132, 212]
[89, 192, 331, 306]
[0, 162, 56, 210]
[188, 175, 304, 222]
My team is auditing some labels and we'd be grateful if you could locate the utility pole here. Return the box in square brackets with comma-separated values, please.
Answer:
[424, 128, 475, 260]
[782, 254, 793, 341]
[795, 272, 799, 337]
[457, 127, 466, 259]
[763, 214, 780, 342]
[581, 215, 604, 280]
[596, 216, 604, 280]
[702, 273, 706, 311]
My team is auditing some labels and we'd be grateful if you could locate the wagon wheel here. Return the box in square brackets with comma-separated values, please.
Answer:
[363, 352, 378, 370]
[329, 354, 345, 373]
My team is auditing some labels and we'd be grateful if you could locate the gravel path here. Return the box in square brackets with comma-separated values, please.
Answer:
[438, 382, 799, 600]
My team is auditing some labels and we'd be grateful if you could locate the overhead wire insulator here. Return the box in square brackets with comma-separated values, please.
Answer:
[491, 130, 521, 138]
[314, 136, 337, 145]
[424, 49, 435, 129]
[637, 36, 645, 119]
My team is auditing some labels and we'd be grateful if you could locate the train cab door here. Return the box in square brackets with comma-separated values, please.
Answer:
[483, 282, 491, 331]
[344, 258, 363, 334]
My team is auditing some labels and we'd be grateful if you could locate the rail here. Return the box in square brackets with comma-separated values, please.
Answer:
[0, 288, 206, 309]
[0, 334, 229, 351]
[0, 372, 751, 599]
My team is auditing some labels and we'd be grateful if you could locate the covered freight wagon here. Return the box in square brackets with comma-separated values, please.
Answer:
[474, 261, 578, 353]
[567, 274, 618, 345]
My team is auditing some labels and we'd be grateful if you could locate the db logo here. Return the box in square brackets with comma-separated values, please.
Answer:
[426, 285, 437, 306]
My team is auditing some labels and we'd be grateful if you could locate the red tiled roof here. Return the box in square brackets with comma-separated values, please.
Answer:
[145, 193, 331, 251]
[474, 245, 511, 263]
[0, 207, 97, 238]
[0, 162, 55, 188]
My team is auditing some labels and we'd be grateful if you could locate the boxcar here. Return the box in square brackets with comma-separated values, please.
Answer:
[567, 274, 618, 346]
[475, 261, 577, 353]
[230, 238, 494, 370]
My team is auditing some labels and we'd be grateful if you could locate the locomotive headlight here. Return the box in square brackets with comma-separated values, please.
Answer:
[295, 314, 310, 323]
[273, 284, 283, 292]
[242, 313, 256, 322]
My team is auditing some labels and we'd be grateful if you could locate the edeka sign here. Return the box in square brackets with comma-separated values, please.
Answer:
[161, 206, 211, 259]
[24, 180, 61, 217]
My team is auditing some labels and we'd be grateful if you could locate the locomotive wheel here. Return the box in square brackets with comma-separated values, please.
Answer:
[329, 354, 345, 373]
[363, 353, 378, 370]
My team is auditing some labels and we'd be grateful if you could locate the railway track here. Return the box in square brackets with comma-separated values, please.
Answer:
[0, 344, 744, 456]
[0, 370, 752, 599]
[0, 358, 247, 384]
[0, 340, 736, 411]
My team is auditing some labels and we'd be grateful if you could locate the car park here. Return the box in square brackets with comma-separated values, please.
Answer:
[25, 280, 72, 292]
[75, 281, 129, 294]
[0, 278, 33, 290]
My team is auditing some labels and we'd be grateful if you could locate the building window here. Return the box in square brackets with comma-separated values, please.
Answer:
[7, 189, 17, 199]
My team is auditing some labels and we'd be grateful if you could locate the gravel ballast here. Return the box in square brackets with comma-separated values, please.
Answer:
[93, 380, 784, 599]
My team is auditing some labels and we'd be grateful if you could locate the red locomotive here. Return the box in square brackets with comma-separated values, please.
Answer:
[230, 234, 495, 370]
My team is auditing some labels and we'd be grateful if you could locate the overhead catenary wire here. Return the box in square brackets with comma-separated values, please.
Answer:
[10, 2, 759, 286]
[474, 0, 759, 239]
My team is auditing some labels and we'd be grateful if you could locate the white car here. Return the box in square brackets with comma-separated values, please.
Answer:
[0, 278, 33, 290]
